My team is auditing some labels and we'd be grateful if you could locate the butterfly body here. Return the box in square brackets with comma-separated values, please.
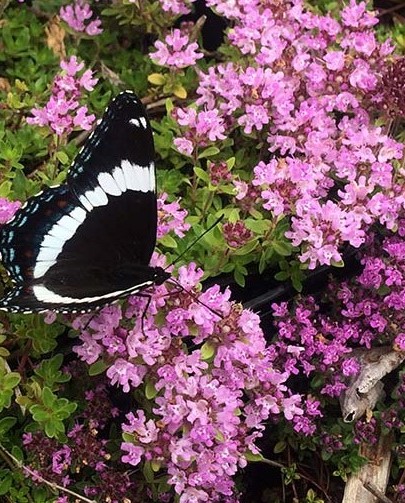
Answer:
[0, 91, 169, 314]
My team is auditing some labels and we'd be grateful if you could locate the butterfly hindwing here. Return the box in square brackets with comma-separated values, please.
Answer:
[0, 91, 161, 313]
[0, 185, 78, 284]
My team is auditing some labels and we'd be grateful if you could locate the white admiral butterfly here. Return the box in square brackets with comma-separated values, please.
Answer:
[0, 91, 170, 314]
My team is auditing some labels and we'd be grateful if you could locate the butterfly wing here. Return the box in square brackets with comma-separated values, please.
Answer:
[68, 91, 157, 266]
[0, 91, 158, 313]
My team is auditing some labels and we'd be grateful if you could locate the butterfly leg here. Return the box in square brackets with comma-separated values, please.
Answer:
[132, 292, 152, 335]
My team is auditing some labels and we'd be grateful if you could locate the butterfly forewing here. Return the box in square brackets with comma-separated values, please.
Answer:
[0, 91, 160, 313]
[69, 91, 155, 198]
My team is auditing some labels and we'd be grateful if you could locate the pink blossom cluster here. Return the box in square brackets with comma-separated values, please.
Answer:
[271, 220, 405, 407]
[27, 56, 98, 136]
[159, 0, 195, 15]
[173, 107, 226, 156]
[0, 197, 21, 224]
[72, 260, 305, 501]
[157, 192, 191, 238]
[223, 220, 253, 248]
[60, 0, 102, 36]
[150, 28, 204, 69]
[124, 0, 193, 16]
[171, 0, 405, 269]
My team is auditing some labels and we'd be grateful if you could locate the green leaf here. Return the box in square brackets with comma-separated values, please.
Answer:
[3, 373, 21, 389]
[272, 240, 292, 257]
[159, 233, 177, 248]
[291, 274, 303, 292]
[193, 166, 210, 184]
[151, 460, 161, 472]
[198, 146, 220, 159]
[226, 156, 236, 169]
[143, 461, 155, 483]
[234, 268, 246, 287]
[122, 432, 134, 443]
[30, 406, 47, 422]
[173, 83, 187, 99]
[275, 271, 289, 281]
[219, 185, 237, 195]
[165, 98, 174, 114]
[0, 473, 12, 496]
[34, 354, 68, 385]
[88, 360, 109, 376]
[0, 181, 12, 197]
[310, 374, 324, 389]
[55, 151, 69, 165]
[0, 417, 17, 437]
[245, 219, 269, 234]
[145, 380, 157, 400]
[148, 73, 166, 86]
[201, 341, 215, 361]
[274, 440, 287, 454]
[244, 451, 264, 462]
[41, 387, 55, 409]
[232, 240, 258, 256]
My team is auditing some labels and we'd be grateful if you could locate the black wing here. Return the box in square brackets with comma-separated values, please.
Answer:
[0, 91, 158, 313]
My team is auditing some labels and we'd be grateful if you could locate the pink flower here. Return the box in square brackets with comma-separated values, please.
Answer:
[157, 192, 190, 238]
[79, 69, 98, 91]
[60, 0, 103, 36]
[71, 257, 294, 501]
[238, 103, 270, 134]
[27, 56, 97, 136]
[73, 333, 102, 364]
[341, 0, 378, 29]
[73, 106, 94, 130]
[394, 333, 405, 351]
[121, 443, 144, 466]
[159, 0, 194, 15]
[150, 29, 203, 69]
[173, 137, 193, 156]
[173, 107, 226, 154]
[106, 359, 147, 393]
[0, 198, 21, 224]
[60, 55, 84, 75]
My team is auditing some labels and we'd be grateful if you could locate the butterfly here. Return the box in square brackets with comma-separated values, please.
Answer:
[0, 91, 170, 314]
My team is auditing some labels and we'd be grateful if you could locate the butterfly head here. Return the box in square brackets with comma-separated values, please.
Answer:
[153, 267, 171, 286]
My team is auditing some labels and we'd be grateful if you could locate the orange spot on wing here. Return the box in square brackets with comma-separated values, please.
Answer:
[57, 199, 68, 208]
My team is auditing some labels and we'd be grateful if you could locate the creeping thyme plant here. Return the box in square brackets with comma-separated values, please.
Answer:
[2, 0, 405, 501]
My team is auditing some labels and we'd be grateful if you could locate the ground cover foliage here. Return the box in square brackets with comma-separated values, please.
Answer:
[1, 0, 405, 501]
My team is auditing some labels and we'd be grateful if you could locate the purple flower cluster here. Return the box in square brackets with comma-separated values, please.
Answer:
[209, 161, 232, 186]
[173, 107, 226, 156]
[159, 0, 196, 15]
[157, 192, 191, 238]
[353, 417, 378, 445]
[0, 197, 20, 224]
[223, 221, 253, 248]
[27, 56, 98, 136]
[150, 28, 203, 69]
[60, 0, 102, 36]
[170, 0, 405, 269]
[271, 221, 405, 438]
[72, 261, 305, 501]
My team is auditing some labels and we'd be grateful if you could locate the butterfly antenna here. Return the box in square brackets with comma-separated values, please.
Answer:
[165, 215, 223, 271]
